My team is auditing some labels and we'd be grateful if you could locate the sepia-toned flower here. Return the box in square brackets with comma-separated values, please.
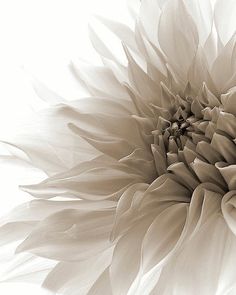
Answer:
[1, 0, 236, 294]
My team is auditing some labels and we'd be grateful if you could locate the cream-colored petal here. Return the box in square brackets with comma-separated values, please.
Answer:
[87, 268, 113, 295]
[211, 36, 236, 92]
[221, 88, 236, 117]
[125, 46, 162, 104]
[216, 162, 236, 190]
[191, 158, 226, 189]
[214, 0, 236, 45]
[152, 215, 236, 295]
[139, 0, 161, 46]
[110, 215, 155, 295]
[1, 104, 99, 176]
[184, 0, 213, 45]
[43, 248, 113, 295]
[71, 61, 129, 99]
[1, 254, 56, 285]
[211, 132, 236, 164]
[222, 191, 236, 236]
[20, 158, 143, 201]
[111, 183, 148, 240]
[217, 111, 236, 138]
[95, 16, 138, 54]
[141, 203, 188, 273]
[68, 97, 135, 116]
[158, 0, 198, 81]
[16, 209, 115, 261]
[68, 111, 147, 159]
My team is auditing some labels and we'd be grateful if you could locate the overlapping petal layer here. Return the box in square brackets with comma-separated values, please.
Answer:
[1, 0, 236, 294]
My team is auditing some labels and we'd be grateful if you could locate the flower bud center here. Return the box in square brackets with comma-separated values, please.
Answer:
[168, 118, 190, 138]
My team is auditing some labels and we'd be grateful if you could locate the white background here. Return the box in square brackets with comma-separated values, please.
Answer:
[0, 0, 127, 294]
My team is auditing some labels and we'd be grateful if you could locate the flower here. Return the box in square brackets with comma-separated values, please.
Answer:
[1, 0, 236, 294]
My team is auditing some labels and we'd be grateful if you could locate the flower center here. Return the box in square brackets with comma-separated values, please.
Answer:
[162, 114, 192, 152]
[167, 118, 190, 139]
[151, 99, 200, 176]
[153, 102, 194, 153]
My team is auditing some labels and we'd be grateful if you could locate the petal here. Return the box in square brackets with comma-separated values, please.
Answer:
[16, 209, 115, 261]
[29, 76, 66, 105]
[141, 203, 188, 273]
[211, 132, 236, 164]
[95, 16, 138, 53]
[142, 174, 191, 211]
[1, 254, 55, 285]
[0, 198, 116, 224]
[0, 222, 36, 246]
[110, 215, 155, 295]
[71, 61, 130, 99]
[124, 46, 162, 104]
[154, 214, 236, 295]
[68, 111, 148, 159]
[158, 0, 198, 80]
[214, 0, 236, 45]
[0, 197, 115, 246]
[222, 191, 236, 235]
[88, 24, 118, 62]
[111, 183, 149, 240]
[184, 0, 213, 45]
[20, 157, 143, 200]
[43, 249, 113, 295]
[191, 158, 226, 189]
[67, 97, 135, 116]
[217, 111, 236, 138]
[185, 184, 222, 240]
[211, 36, 236, 92]
[167, 162, 200, 191]
[188, 46, 216, 94]
[221, 88, 236, 117]
[133, 189, 223, 294]
[88, 268, 112, 295]
[139, 0, 161, 46]
[216, 162, 236, 190]
[1, 104, 99, 176]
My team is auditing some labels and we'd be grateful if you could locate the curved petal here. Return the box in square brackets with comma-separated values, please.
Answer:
[43, 248, 113, 295]
[154, 215, 236, 295]
[184, 0, 213, 45]
[222, 191, 236, 236]
[20, 157, 144, 200]
[158, 0, 198, 81]
[141, 203, 188, 273]
[216, 162, 236, 190]
[68, 111, 148, 159]
[16, 209, 115, 261]
[110, 215, 155, 295]
[87, 268, 113, 295]
[214, 0, 236, 45]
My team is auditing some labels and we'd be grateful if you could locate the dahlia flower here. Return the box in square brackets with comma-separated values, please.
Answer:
[1, 0, 236, 294]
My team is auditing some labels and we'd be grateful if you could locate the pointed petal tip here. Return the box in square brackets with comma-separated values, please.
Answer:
[15, 243, 27, 254]
[19, 184, 35, 193]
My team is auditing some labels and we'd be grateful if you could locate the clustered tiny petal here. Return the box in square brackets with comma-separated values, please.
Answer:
[1, 0, 236, 294]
